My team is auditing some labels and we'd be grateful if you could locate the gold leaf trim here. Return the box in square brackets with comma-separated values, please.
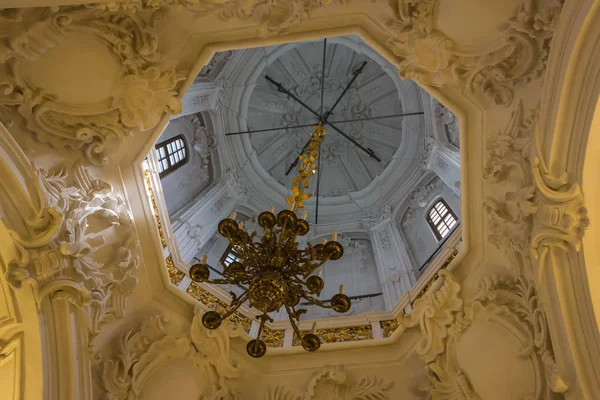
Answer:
[165, 255, 185, 286]
[293, 325, 373, 346]
[144, 170, 167, 248]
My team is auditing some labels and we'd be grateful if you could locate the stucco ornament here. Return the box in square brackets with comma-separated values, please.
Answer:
[401, 176, 441, 225]
[96, 0, 345, 37]
[403, 270, 463, 363]
[191, 114, 217, 170]
[404, 270, 567, 398]
[529, 125, 588, 285]
[266, 365, 393, 400]
[6, 163, 139, 350]
[387, 0, 564, 106]
[483, 101, 537, 276]
[362, 204, 392, 230]
[100, 306, 241, 399]
[0, 6, 183, 164]
[530, 147, 588, 258]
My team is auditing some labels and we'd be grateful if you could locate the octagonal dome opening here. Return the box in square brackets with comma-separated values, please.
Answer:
[145, 34, 462, 330]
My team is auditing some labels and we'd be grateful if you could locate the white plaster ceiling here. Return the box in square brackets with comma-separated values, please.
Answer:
[246, 38, 405, 195]
[211, 35, 442, 225]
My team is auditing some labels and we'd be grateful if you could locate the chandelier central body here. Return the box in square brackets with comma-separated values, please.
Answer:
[189, 123, 351, 358]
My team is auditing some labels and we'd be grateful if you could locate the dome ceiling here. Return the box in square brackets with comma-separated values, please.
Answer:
[246, 38, 407, 196]
[215, 35, 438, 224]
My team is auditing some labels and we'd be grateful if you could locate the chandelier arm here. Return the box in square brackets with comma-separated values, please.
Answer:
[326, 122, 382, 162]
[264, 75, 321, 120]
[229, 285, 254, 308]
[255, 313, 268, 340]
[218, 287, 255, 320]
[284, 304, 304, 340]
[322, 60, 367, 122]
[302, 294, 335, 309]
[204, 278, 238, 285]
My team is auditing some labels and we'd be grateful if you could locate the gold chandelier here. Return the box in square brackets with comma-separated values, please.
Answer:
[189, 123, 351, 358]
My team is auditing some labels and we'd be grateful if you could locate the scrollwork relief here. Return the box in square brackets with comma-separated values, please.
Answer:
[362, 205, 392, 230]
[531, 156, 588, 259]
[528, 123, 588, 289]
[6, 163, 139, 351]
[96, 0, 345, 38]
[266, 365, 393, 400]
[100, 306, 241, 399]
[404, 269, 567, 399]
[387, 0, 564, 106]
[0, 7, 183, 164]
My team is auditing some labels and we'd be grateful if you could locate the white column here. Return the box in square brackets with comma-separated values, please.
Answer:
[363, 207, 417, 309]
[39, 291, 93, 400]
[425, 142, 461, 196]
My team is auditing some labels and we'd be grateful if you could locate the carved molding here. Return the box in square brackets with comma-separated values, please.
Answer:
[225, 168, 250, 201]
[387, 0, 564, 106]
[404, 271, 567, 398]
[266, 365, 393, 400]
[483, 101, 537, 277]
[530, 156, 588, 259]
[6, 163, 139, 350]
[0, 7, 183, 164]
[100, 306, 241, 399]
[96, 0, 345, 38]
[401, 176, 442, 226]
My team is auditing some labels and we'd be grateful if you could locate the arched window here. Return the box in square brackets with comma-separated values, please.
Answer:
[427, 199, 458, 240]
[155, 135, 188, 177]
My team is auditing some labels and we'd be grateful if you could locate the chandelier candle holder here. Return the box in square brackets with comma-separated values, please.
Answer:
[189, 123, 351, 358]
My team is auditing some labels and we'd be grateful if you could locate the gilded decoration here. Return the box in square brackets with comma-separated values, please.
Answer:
[165, 255, 185, 286]
[186, 282, 228, 309]
[228, 312, 252, 334]
[292, 325, 373, 346]
[262, 327, 285, 348]
[380, 319, 400, 338]
[144, 170, 167, 248]
[186, 282, 251, 333]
